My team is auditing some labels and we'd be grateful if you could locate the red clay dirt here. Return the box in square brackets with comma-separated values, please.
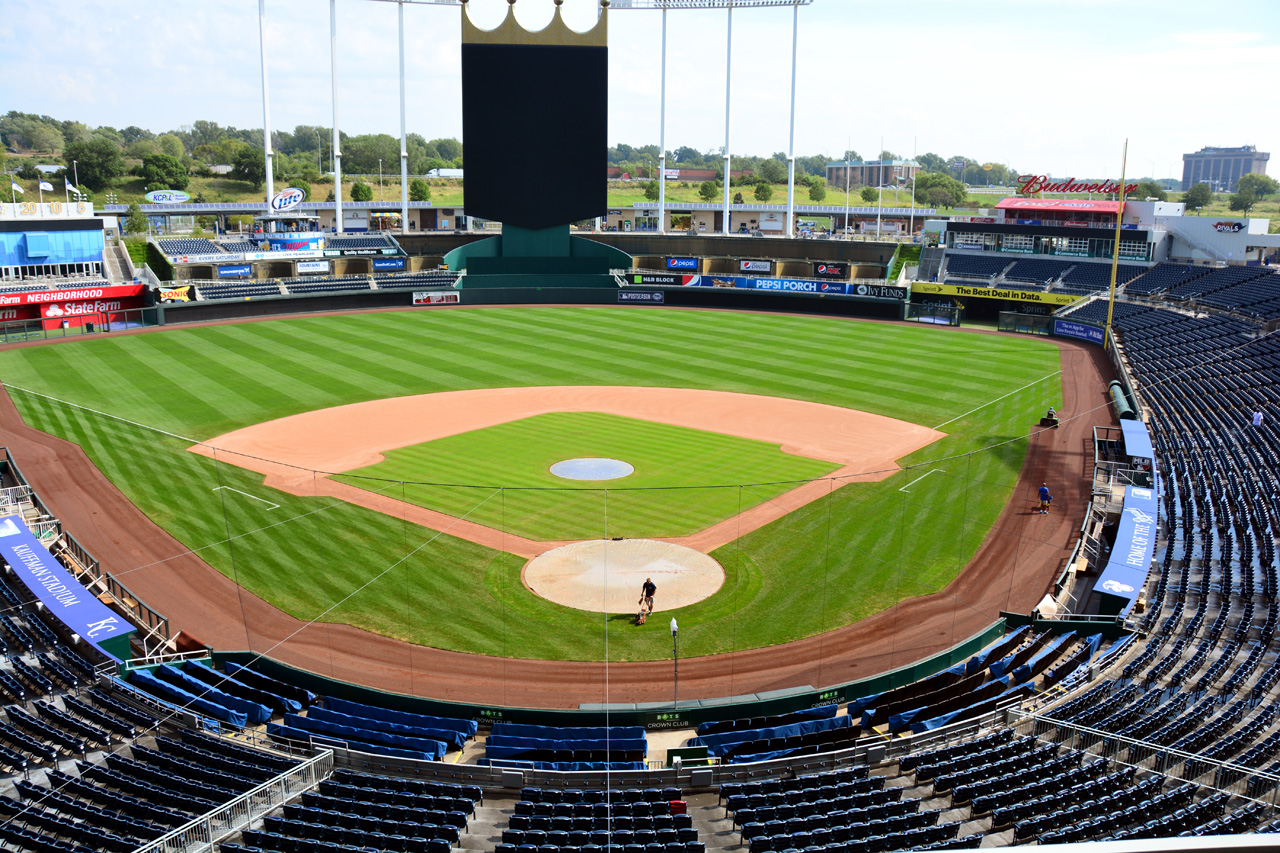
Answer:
[191, 386, 943, 559]
[0, 318, 1113, 709]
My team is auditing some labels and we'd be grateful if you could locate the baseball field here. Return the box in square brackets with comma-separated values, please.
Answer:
[0, 306, 1060, 662]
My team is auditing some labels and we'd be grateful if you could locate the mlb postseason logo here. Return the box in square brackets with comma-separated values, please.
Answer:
[618, 290, 664, 303]
[667, 257, 698, 270]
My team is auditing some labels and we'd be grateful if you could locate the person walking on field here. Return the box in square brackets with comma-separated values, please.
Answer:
[1038, 483, 1053, 515]
[636, 578, 657, 625]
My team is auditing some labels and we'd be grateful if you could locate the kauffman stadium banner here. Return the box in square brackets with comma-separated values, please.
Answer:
[0, 515, 135, 661]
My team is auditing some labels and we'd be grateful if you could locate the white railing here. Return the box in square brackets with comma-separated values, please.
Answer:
[131, 748, 333, 853]
[0, 485, 34, 514]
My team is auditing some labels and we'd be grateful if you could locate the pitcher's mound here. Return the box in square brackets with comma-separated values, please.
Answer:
[524, 539, 724, 614]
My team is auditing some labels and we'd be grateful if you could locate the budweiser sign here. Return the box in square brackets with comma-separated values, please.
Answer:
[1017, 175, 1138, 196]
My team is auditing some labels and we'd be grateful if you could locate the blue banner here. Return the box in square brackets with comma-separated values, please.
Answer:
[1053, 319, 1105, 345]
[217, 264, 252, 278]
[373, 257, 405, 271]
[0, 515, 134, 660]
[666, 257, 698, 270]
[1095, 485, 1159, 614]
[688, 275, 907, 301]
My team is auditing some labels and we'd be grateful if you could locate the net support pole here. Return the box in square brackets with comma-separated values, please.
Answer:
[398, 0, 410, 232]
[331, 0, 344, 233]
[784, 0, 799, 237]
[657, 1, 667, 234]
[721, 3, 733, 236]
[1104, 139, 1129, 352]
[259, 0, 275, 211]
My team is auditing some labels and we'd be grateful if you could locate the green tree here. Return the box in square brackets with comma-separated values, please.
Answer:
[754, 183, 773, 202]
[409, 177, 432, 201]
[808, 180, 827, 202]
[16, 160, 40, 180]
[917, 152, 947, 173]
[1182, 182, 1212, 210]
[431, 138, 462, 162]
[138, 153, 189, 190]
[289, 180, 311, 203]
[913, 172, 967, 208]
[231, 146, 266, 189]
[156, 133, 184, 158]
[732, 191, 745, 204]
[860, 186, 877, 203]
[644, 181, 660, 202]
[1133, 180, 1167, 202]
[1229, 189, 1257, 213]
[351, 180, 374, 202]
[698, 180, 718, 201]
[1236, 173, 1279, 198]
[63, 136, 125, 191]
[757, 158, 786, 184]
[124, 202, 148, 234]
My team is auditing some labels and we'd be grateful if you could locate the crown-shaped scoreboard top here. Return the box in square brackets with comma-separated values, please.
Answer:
[461, 0, 608, 47]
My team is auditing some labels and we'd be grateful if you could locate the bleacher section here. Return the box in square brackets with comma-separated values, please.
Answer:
[158, 238, 223, 256]
[1124, 262, 1209, 296]
[482, 722, 647, 770]
[1003, 258, 1073, 286]
[1058, 299, 1153, 327]
[281, 276, 373, 295]
[1059, 262, 1146, 292]
[326, 236, 397, 252]
[374, 272, 459, 289]
[942, 255, 1010, 282]
[498, 785, 702, 853]
[219, 240, 259, 254]
[1197, 270, 1280, 319]
[1166, 264, 1271, 302]
[194, 282, 283, 300]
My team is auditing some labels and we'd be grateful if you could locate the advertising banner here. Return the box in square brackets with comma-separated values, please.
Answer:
[0, 515, 134, 660]
[759, 212, 785, 232]
[1094, 486, 1158, 615]
[40, 298, 126, 320]
[264, 233, 324, 253]
[297, 260, 330, 274]
[689, 276, 907, 301]
[159, 286, 191, 303]
[631, 273, 692, 286]
[813, 262, 848, 279]
[144, 190, 190, 204]
[373, 257, 406, 271]
[0, 305, 39, 322]
[913, 282, 1080, 306]
[217, 265, 252, 278]
[0, 283, 144, 307]
[618, 290, 664, 303]
[740, 260, 771, 273]
[666, 257, 698, 270]
[412, 291, 460, 305]
[1053, 319, 1105, 345]
[175, 251, 243, 264]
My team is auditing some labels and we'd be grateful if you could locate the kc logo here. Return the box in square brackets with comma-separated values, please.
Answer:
[1101, 580, 1135, 594]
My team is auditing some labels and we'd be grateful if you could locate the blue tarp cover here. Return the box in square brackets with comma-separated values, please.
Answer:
[480, 758, 646, 772]
[283, 712, 447, 760]
[691, 713, 853, 757]
[183, 660, 300, 714]
[267, 722, 436, 762]
[307, 706, 467, 749]
[1096, 485, 1159, 615]
[323, 696, 477, 738]
[887, 676, 1009, 732]
[964, 626, 1030, 676]
[155, 664, 271, 724]
[128, 668, 247, 728]
[1120, 419, 1155, 461]
[1010, 632, 1076, 684]
[490, 722, 645, 741]
[695, 703, 836, 736]
[913, 683, 1033, 732]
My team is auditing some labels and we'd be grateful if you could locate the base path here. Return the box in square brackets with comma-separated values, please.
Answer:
[0, 330, 1113, 709]
[191, 386, 944, 558]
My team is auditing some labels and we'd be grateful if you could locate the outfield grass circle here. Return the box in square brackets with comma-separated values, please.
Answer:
[549, 458, 635, 481]
[524, 539, 724, 613]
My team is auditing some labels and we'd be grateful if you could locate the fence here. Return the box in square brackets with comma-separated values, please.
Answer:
[131, 748, 333, 853]
[1010, 710, 1280, 809]
[0, 306, 160, 345]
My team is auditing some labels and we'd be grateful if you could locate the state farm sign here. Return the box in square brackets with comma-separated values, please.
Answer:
[40, 300, 122, 319]
[0, 284, 144, 307]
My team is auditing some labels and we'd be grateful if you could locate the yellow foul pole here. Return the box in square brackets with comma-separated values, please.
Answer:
[1104, 139, 1129, 352]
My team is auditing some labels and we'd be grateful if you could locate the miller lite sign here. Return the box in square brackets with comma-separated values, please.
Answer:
[270, 187, 307, 212]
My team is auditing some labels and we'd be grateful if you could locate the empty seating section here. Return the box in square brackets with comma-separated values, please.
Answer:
[284, 276, 373, 295]
[501, 784, 700, 853]
[1166, 263, 1270, 301]
[220, 240, 259, 253]
[1125, 262, 1209, 296]
[1058, 298, 1151, 326]
[1198, 270, 1280, 319]
[195, 281, 283, 300]
[1058, 262, 1145, 291]
[375, 272, 460, 289]
[327, 236, 396, 251]
[1003, 258, 1073, 285]
[942, 255, 1009, 281]
[158, 238, 224, 256]
[483, 722, 646, 770]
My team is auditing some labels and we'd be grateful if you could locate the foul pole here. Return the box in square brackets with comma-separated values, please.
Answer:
[1104, 139, 1129, 352]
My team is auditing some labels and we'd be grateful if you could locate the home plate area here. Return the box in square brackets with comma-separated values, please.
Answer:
[523, 539, 724, 614]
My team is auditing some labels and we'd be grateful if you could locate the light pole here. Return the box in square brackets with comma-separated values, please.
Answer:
[73, 160, 79, 191]
[314, 127, 322, 177]
[670, 618, 679, 710]
[378, 159, 383, 201]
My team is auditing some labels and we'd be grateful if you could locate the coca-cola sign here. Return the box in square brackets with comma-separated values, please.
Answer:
[1017, 175, 1138, 196]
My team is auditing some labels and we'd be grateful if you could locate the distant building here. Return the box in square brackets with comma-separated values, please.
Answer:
[1181, 145, 1269, 193]
[826, 159, 920, 191]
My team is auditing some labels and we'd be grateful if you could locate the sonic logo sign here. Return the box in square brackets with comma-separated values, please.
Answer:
[1214, 221, 1245, 233]
[270, 187, 307, 212]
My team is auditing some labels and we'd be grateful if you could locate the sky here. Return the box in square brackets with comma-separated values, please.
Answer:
[1, 0, 1277, 180]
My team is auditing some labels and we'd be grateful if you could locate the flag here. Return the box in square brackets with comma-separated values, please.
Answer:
[10, 181, 22, 195]
[38, 181, 53, 192]
[65, 178, 78, 194]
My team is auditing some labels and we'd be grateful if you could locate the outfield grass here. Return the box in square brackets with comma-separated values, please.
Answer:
[0, 307, 1060, 660]
[338, 412, 838, 541]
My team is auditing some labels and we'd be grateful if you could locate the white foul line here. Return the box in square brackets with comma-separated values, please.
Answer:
[932, 370, 1062, 430]
[211, 486, 280, 510]
[900, 469, 945, 492]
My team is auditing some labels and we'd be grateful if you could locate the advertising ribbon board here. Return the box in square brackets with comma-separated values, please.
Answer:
[412, 291, 460, 305]
[666, 257, 698, 271]
[0, 284, 144, 308]
[688, 276, 907, 301]
[740, 260, 771, 273]
[912, 282, 1080, 306]
[1053, 319, 1105, 345]
[618, 290, 664, 303]
[217, 265, 252, 278]
[373, 257, 406, 271]
[297, 260, 330, 274]
[813, 262, 848, 279]
[631, 273, 691, 286]
[0, 515, 135, 661]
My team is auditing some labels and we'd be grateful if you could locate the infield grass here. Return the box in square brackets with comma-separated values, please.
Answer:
[337, 412, 839, 540]
[0, 307, 1061, 660]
